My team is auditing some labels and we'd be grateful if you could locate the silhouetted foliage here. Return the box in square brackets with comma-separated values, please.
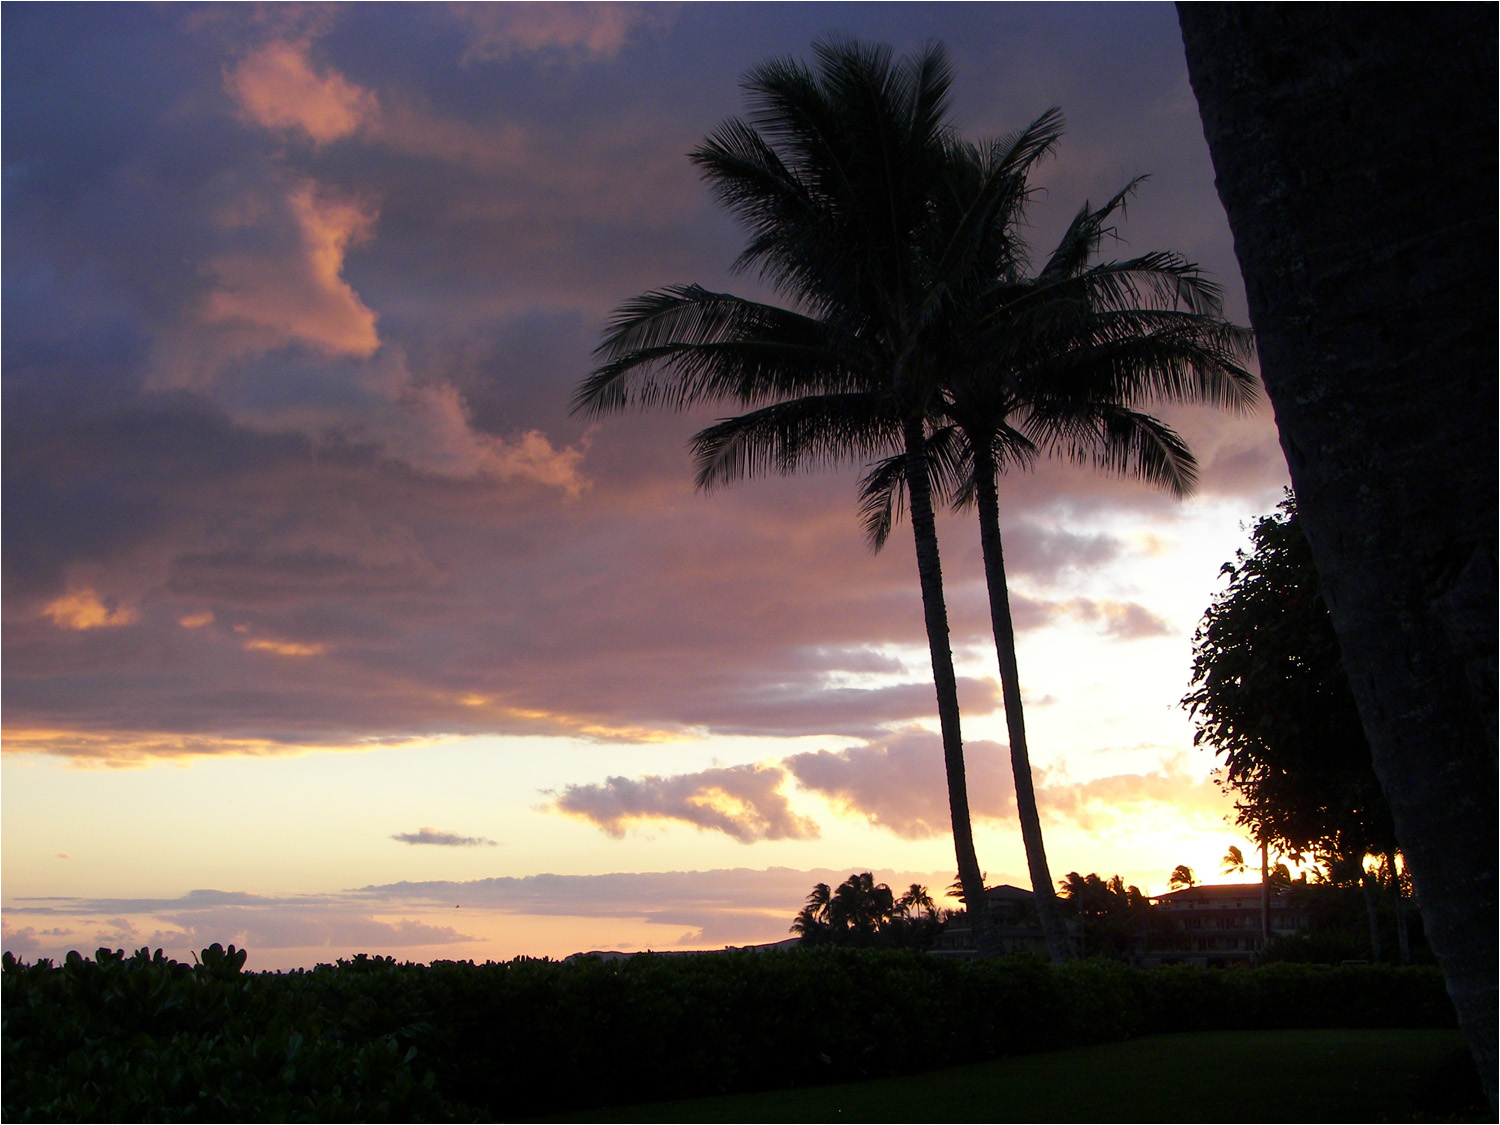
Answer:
[791, 874, 944, 949]
[2, 943, 1458, 1120]
[1185, 494, 1397, 873]
[1057, 873, 1151, 960]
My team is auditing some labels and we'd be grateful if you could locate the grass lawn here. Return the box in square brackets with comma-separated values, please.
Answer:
[551, 1028, 1481, 1123]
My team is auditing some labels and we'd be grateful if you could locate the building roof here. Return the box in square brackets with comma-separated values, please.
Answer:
[982, 884, 1034, 901]
[1151, 882, 1275, 904]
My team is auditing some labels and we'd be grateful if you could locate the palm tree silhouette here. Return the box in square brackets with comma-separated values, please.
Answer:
[830, 872, 895, 940]
[576, 39, 1055, 933]
[790, 881, 833, 943]
[1222, 845, 1248, 876]
[1169, 864, 1197, 891]
[897, 883, 936, 920]
[859, 181, 1256, 961]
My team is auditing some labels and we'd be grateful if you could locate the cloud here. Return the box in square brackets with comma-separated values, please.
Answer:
[1069, 598, 1175, 639]
[552, 764, 819, 842]
[354, 866, 948, 919]
[5, 866, 964, 965]
[196, 180, 380, 362]
[1008, 593, 1174, 638]
[225, 39, 379, 144]
[786, 729, 1016, 839]
[2, 4, 1284, 767]
[1036, 756, 1229, 831]
[392, 827, 498, 848]
[544, 733, 1229, 844]
[451, 3, 665, 63]
[42, 590, 139, 631]
[243, 638, 327, 658]
[4, 887, 479, 958]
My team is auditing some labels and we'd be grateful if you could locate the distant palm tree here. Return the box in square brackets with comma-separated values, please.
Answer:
[897, 883, 936, 920]
[791, 882, 833, 944]
[1169, 864, 1197, 891]
[1222, 845, 1248, 876]
[830, 872, 896, 939]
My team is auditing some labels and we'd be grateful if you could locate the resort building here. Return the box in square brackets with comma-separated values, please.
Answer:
[1142, 882, 1307, 966]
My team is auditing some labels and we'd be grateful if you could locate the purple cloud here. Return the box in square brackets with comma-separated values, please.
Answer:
[391, 827, 498, 847]
[552, 764, 817, 843]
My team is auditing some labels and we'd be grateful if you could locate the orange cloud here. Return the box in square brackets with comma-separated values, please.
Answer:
[485, 429, 590, 496]
[225, 40, 378, 145]
[201, 181, 380, 358]
[243, 639, 327, 658]
[178, 612, 215, 628]
[42, 590, 138, 631]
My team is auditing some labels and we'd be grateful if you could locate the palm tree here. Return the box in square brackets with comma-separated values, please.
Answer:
[1222, 845, 1247, 876]
[790, 881, 832, 945]
[830, 872, 896, 940]
[858, 184, 1257, 962]
[575, 39, 1059, 935]
[897, 883, 936, 920]
[1169, 864, 1196, 891]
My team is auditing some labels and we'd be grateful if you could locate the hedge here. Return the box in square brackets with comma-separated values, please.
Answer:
[2, 945, 1456, 1121]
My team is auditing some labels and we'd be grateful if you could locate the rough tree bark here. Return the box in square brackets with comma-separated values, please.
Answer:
[1178, 4, 1497, 1105]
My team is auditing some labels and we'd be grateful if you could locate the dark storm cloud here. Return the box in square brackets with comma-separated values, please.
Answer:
[3, 4, 1286, 764]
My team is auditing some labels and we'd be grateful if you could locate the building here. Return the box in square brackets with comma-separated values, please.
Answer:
[1143, 882, 1306, 966]
[932, 884, 1065, 957]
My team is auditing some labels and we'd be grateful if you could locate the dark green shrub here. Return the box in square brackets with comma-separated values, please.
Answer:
[2, 944, 1457, 1122]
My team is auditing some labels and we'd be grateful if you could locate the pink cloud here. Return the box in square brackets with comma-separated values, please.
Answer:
[451, 3, 665, 63]
[225, 39, 379, 145]
[198, 181, 380, 361]
[546, 733, 1229, 844]
[552, 763, 819, 842]
[786, 729, 1017, 839]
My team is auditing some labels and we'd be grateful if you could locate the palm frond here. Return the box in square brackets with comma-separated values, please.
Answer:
[855, 424, 972, 549]
[690, 394, 903, 491]
[575, 286, 863, 416]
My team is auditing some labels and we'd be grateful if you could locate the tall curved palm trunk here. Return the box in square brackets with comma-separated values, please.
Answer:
[904, 418, 987, 918]
[970, 443, 1071, 960]
[575, 39, 1016, 951]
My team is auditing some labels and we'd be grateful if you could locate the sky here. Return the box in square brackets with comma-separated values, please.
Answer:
[2, 2, 1292, 970]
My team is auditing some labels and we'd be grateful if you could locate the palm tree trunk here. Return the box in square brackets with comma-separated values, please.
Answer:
[1180, 5, 1497, 1105]
[971, 448, 1073, 962]
[902, 417, 988, 949]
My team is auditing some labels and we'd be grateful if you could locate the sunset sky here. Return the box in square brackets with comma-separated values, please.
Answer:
[3, 3, 1292, 970]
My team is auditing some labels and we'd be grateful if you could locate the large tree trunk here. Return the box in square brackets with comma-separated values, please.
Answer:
[1179, 5, 1498, 1105]
[1360, 870, 1383, 963]
[971, 448, 1074, 962]
[902, 418, 989, 950]
[1389, 851, 1411, 966]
